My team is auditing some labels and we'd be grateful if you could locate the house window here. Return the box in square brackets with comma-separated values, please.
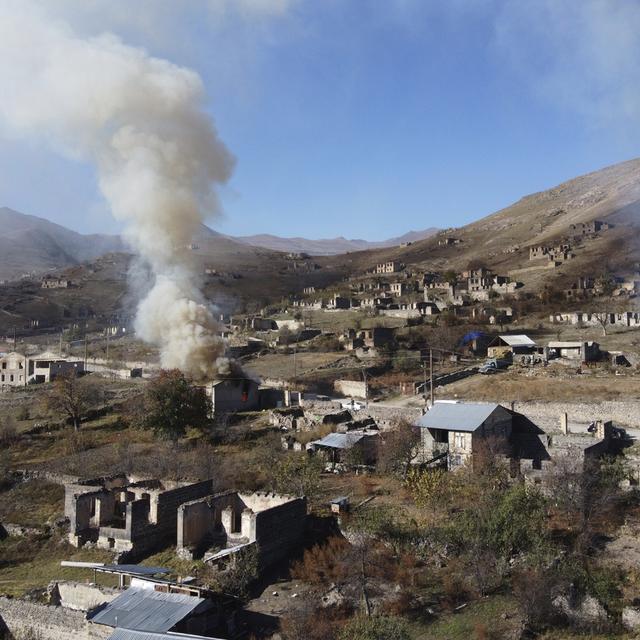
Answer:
[9, 375, 13, 382]
[454, 433, 465, 449]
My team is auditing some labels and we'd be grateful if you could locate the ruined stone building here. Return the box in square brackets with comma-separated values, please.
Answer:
[65, 475, 214, 559]
[176, 491, 307, 570]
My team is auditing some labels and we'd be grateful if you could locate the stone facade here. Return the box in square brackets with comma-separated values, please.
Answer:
[0, 597, 109, 640]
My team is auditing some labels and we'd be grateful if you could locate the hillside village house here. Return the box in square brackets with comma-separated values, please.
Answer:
[0, 351, 84, 388]
[375, 261, 401, 274]
[206, 378, 260, 415]
[0, 351, 27, 388]
[416, 402, 513, 468]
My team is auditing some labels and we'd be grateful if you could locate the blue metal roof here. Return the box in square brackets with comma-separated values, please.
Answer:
[416, 402, 503, 432]
[89, 588, 205, 632]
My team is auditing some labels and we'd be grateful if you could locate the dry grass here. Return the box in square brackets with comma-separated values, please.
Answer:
[441, 370, 640, 402]
[0, 480, 64, 526]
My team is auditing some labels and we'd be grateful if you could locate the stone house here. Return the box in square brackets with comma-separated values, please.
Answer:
[206, 377, 260, 415]
[375, 261, 401, 274]
[416, 401, 513, 469]
[0, 351, 28, 388]
[176, 491, 307, 571]
[570, 220, 611, 237]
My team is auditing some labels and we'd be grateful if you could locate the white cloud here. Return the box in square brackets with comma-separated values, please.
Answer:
[494, 0, 640, 129]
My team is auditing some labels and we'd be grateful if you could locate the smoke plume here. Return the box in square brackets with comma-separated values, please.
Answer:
[0, 1, 235, 380]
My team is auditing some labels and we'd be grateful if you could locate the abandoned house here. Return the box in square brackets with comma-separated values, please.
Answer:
[0, 351, 27, 388]
[375, 261, 401, 274]
[548, 341, 600, 363]
[309, 430, 379, 470]
[205, 377, 260, 415]
[65, 476, 214, 559]
[487, 334, 537, 359]
[417, 401, 513, 469]
[29, 352, 85, 383]
[176, 491, 307, 570]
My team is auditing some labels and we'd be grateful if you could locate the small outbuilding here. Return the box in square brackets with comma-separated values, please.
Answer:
[487, 334, 536, 359]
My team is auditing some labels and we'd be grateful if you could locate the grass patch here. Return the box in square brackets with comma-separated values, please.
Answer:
[0, 480, 64, 526]
[410, 595, 520, 640]
[0, 534, 115, 597]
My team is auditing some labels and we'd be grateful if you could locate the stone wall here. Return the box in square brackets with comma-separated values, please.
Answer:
[0, 598, 110, 640]
[513, 401, 640, 430]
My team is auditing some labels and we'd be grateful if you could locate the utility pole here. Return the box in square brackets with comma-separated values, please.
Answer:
[362, 368, 368, 407]
[422, 361, 427, 404]
[429, 348, 434, 407]
[83, 336, 88, 370]
[13, 327, 16, 351]
[106, 331, 110, 362]
[59, 332, 63, 357]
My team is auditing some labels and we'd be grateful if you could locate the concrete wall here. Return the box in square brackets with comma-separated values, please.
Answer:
[56, 582, 118, 612]
[334, 379, 367, 399]
[253, 496, 307, 569]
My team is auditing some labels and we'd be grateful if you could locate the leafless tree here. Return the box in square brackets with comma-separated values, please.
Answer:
[45, 371, 101, 431]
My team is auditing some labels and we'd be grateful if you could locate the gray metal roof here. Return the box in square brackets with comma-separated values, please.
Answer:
[498, 334, 536, 347]
[108, 629, 224, 640]
[416, 402, 502, 432]
[311, 432, 369, 449]
[89, 588, 205, 632]
[98, 565, 171, 577]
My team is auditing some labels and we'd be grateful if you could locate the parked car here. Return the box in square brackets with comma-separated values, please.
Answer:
[479, 358, 510, 374]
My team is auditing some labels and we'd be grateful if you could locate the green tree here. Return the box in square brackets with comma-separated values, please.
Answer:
[137, 369, 211, 440]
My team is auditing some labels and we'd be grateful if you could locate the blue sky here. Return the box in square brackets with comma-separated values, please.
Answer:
[1, 0, 640, 240]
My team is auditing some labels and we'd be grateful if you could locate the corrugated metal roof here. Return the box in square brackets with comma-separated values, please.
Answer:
[89, 588, 205, 632]
[416, 402, 502, 432]
[498, 334, 536, 347]
[311, 432, 369, 449]
[108, 629, 224, 640]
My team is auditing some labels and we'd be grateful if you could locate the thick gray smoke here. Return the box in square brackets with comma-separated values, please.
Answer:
[0, 1, 235, 380]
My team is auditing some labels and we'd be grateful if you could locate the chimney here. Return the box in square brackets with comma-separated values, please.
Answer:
[595, 420, 605, 440]
[283, 389, 291, 408]
[560, 413, 568, 435]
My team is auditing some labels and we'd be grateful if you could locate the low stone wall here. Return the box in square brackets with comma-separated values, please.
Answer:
[513, 400, 640, 430]
[0, 597, 110, 640]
